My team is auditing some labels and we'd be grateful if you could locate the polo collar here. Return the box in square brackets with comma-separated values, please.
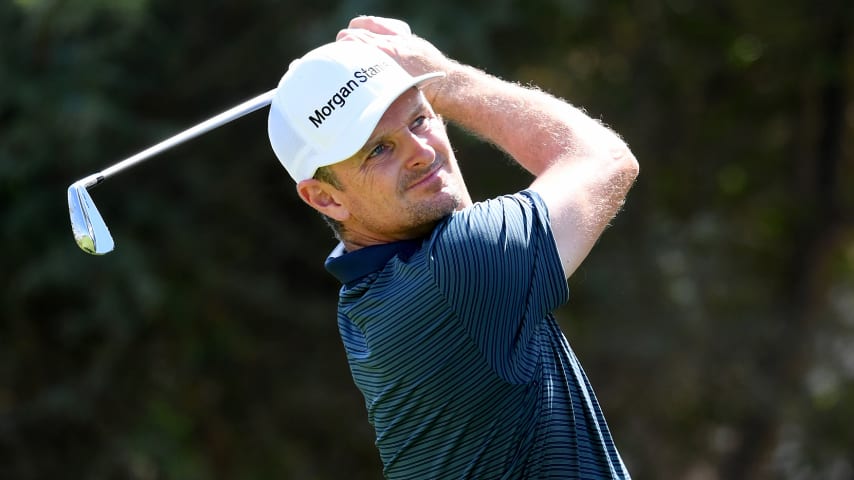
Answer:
[325, 239, 423, 287]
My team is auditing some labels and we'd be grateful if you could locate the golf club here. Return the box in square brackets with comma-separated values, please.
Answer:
[68, 88, 277, 255]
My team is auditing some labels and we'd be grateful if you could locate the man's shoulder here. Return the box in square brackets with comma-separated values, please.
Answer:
[430, 189, 548, 243]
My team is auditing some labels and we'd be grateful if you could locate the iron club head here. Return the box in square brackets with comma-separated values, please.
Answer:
[68, 181, 114, 255]
[66, 88, 276, 255]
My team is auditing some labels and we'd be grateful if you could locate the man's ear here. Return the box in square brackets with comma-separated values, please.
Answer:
[296, 179, 350, 222]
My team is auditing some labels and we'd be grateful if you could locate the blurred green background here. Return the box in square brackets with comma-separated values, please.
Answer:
[2, 0, 853, 478]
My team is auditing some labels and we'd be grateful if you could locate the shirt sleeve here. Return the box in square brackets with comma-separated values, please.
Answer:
[427, 190, 569, 384]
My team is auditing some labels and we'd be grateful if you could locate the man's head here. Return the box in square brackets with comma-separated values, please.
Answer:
[268, 41, 472, 248]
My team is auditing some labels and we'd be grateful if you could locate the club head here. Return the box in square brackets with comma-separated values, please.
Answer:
[68, 182, 114, 255]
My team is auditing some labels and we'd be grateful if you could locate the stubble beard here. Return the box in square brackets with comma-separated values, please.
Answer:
[404, 189, 463, 235]
[401, 156, 469, 237]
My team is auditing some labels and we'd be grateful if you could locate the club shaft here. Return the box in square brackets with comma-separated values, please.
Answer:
[80, 88, 277, 189]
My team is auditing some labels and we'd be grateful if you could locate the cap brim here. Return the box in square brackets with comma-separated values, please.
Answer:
[313, 71, 446, 172]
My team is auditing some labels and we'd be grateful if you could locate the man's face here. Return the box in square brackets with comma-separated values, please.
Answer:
[326, 88, 472, 246]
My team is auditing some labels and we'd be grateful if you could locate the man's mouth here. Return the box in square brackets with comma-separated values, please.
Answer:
[405, 159, 444, 191]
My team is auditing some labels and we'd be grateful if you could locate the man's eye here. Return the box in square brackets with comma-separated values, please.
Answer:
[367, 143, 388, 159]
[410, 115, 427, 131]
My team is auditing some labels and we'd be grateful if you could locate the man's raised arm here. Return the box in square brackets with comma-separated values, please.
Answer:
[338, 16, 639, 277]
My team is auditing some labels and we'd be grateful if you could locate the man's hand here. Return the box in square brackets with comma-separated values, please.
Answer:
[336, 16, 454, 105]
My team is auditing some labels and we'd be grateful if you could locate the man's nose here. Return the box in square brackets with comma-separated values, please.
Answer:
[398, 129, 435, 170]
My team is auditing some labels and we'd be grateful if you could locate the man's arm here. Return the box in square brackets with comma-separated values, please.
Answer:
[337, 16, 639, 278]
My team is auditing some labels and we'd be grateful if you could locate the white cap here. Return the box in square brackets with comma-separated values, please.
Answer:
[268, 41, 445, 182]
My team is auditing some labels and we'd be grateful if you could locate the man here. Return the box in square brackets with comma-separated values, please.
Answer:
[267, 15, 638, 479]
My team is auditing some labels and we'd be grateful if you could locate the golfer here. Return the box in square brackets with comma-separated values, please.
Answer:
[267, 15, 638, 479]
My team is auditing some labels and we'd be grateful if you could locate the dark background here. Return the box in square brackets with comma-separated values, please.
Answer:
[2, 0, 853, 478]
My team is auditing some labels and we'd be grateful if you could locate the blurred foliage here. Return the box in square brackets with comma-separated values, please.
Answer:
[2, 0, 853, 479]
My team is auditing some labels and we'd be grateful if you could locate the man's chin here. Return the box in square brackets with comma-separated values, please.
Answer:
[409, 194, 459, 229]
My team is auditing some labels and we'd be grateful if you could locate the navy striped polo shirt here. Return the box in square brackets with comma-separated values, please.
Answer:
[325, 190, 630, 479]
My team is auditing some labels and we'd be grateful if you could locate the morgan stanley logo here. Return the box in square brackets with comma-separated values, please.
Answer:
[308, 62, 391, 128]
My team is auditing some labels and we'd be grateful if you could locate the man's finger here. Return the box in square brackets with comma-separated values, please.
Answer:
[347, 15, 411, 36]
[335, 28, 377, 43]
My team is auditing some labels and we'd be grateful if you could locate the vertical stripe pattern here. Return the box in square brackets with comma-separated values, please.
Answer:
[328, 190, 630, 479]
